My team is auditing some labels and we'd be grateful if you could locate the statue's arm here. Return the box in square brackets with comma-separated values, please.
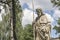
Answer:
[47, 17, 51, 32]
[32, 21, 37, 32]
[32, 21, 37, 39]
[47, 23, 51, 32]
[32, 18, 37, 27]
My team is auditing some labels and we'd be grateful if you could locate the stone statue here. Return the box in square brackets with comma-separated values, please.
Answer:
[33, 8, 51, 40]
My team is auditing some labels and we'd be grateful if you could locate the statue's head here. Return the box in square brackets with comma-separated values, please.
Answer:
[36, 8, 43, 17]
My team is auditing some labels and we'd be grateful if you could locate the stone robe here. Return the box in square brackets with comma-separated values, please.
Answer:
[33, 14, 51, 40]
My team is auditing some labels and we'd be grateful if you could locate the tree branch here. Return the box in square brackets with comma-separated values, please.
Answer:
[0, 1, 12, 5]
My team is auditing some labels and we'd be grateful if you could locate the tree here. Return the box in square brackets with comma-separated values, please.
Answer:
[14, 0, 23, 40]
[0, 13, 11, 40]
[51, 0, 60, 37]
[23, 24, 33, 40]
[0, 0, 23, 40]
[51, 0, 60, 9]
[53, 18, 60, 34]
[51, 0, 60, 6]
[6, 0, 23, 40]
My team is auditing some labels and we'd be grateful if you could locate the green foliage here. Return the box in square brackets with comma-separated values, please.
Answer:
[51, 0, 60, 7]
[14, 0, 23, 40]
[0, 0, 34, 40]
[0, 0, 23, 40]
[57, 18, 60, 25]
[53, 26, 60, 34]
[53, 18, 60, 34]
[23, 24, 33, 40]
[0, 13, 11, 40]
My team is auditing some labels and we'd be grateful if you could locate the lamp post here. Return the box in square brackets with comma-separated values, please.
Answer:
[32, 0, 35, 40]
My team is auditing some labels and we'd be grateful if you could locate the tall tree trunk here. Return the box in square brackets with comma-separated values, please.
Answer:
[10, 2, 14, 40]
[10, 0, 17, 40]
[12, 0, 17, 40]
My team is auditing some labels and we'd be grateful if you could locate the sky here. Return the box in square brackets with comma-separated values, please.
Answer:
[20, 0, 60, 38]
[0, 6, 5, 21]
[0, 0, 60, 38]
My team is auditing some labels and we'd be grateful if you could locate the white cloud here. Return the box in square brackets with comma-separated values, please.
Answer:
[22, 8, 37, 26]
[50, 9, 60, 38]
[45, 13, 54, 23]
[51, 9, 60, 28]
[0, 6, 4, 21]
[22, 8, 54, 27]
[20, 0, 55, 28]
[20, 0, 53, 10]
[20, 0, 54, 27]
[0, 6, 6, 21]
[53, 9, 60, 20]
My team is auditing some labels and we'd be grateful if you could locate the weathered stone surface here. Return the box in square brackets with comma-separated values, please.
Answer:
[33, 8, 51, 40]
